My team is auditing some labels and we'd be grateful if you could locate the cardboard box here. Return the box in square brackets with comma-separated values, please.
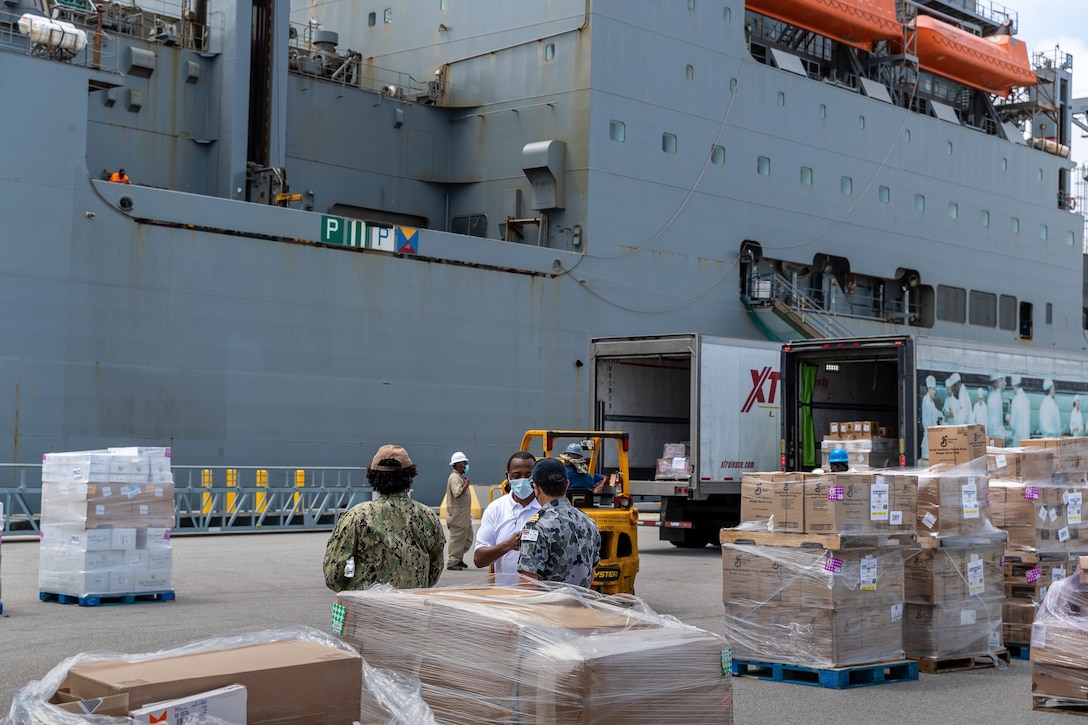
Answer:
[662, 443, 690, 459]
[1032, 663, 1088, 700]
[904, 544, 1004, 605]
[62, 639, 361, 724]
[1021, 437, 1088, 474]
[804, 472, 916, 535]
[51, 690, 130, 716]
[129, 684, 247, 724]
[927, 424, 987, 467]
[903, 596, 1004, 658]
[987, 448, 1055, 482]
[916, 472, 990, 536]
[740, 473, 804, 532]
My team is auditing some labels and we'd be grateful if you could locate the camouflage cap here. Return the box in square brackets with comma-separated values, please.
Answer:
[370, 444, 413, 471]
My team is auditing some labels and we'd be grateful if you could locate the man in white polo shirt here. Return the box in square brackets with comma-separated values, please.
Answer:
[472, 451, 541, 585]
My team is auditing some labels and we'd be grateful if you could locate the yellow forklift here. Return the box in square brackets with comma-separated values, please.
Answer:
[515, 430, 640, 595]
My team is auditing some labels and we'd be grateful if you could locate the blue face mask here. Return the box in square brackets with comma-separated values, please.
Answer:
[463, 464, 470, 473]
[509, 477, 534, 499]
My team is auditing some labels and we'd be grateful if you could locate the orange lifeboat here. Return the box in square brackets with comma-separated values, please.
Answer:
[746, 0, 902, 51]
[909, 15, 1036, 97]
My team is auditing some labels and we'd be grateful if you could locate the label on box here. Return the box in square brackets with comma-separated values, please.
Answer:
[1049, 507, 1060, 523]
[1039, 505, 1050, 523]
[721, 647, 732, 675]
[922, 512, 937, 530]
[1032, 624, 1046, 648]
[95, 504, 105, 515]
[331, 602, 347, 635]
[989, 631, 1001, 648]
[1070, 505, 1082, 525]
[962, 481, 979, 519]
[1058, 526, 1070, 543]
[1026, 567, 1041, 584]
[860, 555, 877, 590]
[1065, 491, 1084, 506]
[101, 486, 112, 497]
[1054, 566, 1067, 583]
[891, 603, 903, 622]
[870, 479, 889, 521]
[671, 457, 687, 470]
[1024, 486, 1039, 500]
[890, 511, 903, 526]
[139, 504, 149, 516]
[967, 556, 984, 596]
[824, 556, 843, 574]
[961, 609, 977, 626]
[995, 454, 1007, 469]
[122, 485, 140, 499]
[827, 486, 844, 501]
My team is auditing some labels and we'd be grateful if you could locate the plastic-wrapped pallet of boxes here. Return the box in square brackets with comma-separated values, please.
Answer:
[6, 627, 361, 724]
[1029, 558, 1088, 715]
[332, 584, 733, 724]
[720, 469, 917, 668]
[655, 443, 691, 481]
[821, 420, 899, 470]
[903, 424, 1007, 662]
[986, 440, 1088, 648]
[39, 448, 174, 599]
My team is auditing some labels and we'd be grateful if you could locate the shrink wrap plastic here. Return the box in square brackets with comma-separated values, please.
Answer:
[5, 626, 354, 725]
[721, 542, 905, 668]
[1031, 570, 1088, 670]
[334, 584, 734, 725]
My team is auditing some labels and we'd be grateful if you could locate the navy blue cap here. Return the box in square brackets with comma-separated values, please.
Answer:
[532, 457, 568, 485]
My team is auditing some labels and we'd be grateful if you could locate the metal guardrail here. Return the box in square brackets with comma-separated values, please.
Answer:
[748, 273, 855, 339]
[1, 464, 372, 536]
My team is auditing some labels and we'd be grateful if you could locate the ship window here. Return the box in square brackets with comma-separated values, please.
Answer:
[711, 145, 725, 165]
[904, 129, 911, 143]
[1038, 168, 1044, 181]
[686, 64, 694, 81]
[730, 77, 738, 94]
[800, 166, 813, 186]
[840, 176, 852, 195]
[948, 202, 958, 220]
[778, 91, 785, 107]
[545, 43, 555, 61]
[858, 115, 865, 130]
[1040, 224, 1048, 240]
[969, 291, 997, 327]
[819, 104, 826, 119]
[452, 214, 488, 238]
[1002, 158, 1008, 171]
[947, 142, 953, 155]
[688, 0, 695, 9]
[723, 7, 731, 22]
[981, 210, 990, 227]
[384, 8, 392, 23]
[440, 0, 448, 9]
[609, 120, 625, 142]
[1067, 230, 1076, 247]
[999, 295, 1017, 331]
[662, 133, 677, 154]
[878, 185, 889, 203]
[937, 285, 966, 323]
[1011, 217, 1020, 234]
[1046, 303, 1053, 325]
[368, 12, 376, 26]
[914, 194, 925, 212]
[757, 156, 770, 175]
[1020, 301, 1033, 339]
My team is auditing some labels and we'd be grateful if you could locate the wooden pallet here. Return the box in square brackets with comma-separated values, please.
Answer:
[916, 531, 1010, 550]
[1033, 695, 1088, 717]
[1006, 643, 1031, 661]
[40, 590, 176, 607]
[731, 659, 918, 689]
[719, 529, 914, 550]
[912, 649, 1010, 674]
[1004, 550, 1086, 564]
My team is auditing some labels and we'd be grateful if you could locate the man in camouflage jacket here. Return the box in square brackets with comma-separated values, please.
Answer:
[323, 444, 446, 591]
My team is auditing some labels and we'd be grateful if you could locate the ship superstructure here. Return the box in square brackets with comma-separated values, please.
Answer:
[0, 0, 1084, 500]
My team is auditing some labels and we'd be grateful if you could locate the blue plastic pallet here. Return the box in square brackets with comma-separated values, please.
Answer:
[732, 659, 919, 689]
[40, 590, 176, 607]
[1007, 643, 1031, 661]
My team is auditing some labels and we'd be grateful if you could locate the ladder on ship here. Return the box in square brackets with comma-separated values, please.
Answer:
[742, 273, 854, 340]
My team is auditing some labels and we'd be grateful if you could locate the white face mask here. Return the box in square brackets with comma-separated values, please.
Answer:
[509, 477, 533, 499]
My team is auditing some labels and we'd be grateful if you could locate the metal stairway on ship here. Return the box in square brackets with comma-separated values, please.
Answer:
[742, 273, 854, 342]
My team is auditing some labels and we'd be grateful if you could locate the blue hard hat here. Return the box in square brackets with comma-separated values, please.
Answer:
[565, 442, 586, 456]
[829, 447, 849, 464]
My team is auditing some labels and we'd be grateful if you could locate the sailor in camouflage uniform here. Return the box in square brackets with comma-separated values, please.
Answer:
[323, 444, 446, 591]
[517, 457, 601, 588]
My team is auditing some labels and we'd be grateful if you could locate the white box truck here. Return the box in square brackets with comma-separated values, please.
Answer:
[590, 334, 781, 547]
[780, 335, 1088, 472]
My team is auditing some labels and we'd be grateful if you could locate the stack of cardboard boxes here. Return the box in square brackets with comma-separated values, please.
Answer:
[334, 586, 733, 725]
[905, 424, 1006, 662]
[1030, 557, 1088, 714]
[720, 469, 916, 668]
[655, 442, 691, 481]
[987, 439, 1088, 647]
[38, 448, 175, 598]
[821, 421, 898, 470]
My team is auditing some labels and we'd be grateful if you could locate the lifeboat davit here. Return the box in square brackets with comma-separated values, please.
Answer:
[909, 15, 1036, 97]
[746, 0, 902, 51]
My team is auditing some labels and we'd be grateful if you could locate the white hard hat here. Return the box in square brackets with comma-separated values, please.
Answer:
[925, 375, 936, 388]
[1043, 378, 1054, 392]
[945, 372, 961, 387]
[449, 451, 468, 465]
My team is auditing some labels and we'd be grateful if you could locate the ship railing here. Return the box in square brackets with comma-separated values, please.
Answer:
[747, 273, 854, 339]
[0, 464, 381, 536]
